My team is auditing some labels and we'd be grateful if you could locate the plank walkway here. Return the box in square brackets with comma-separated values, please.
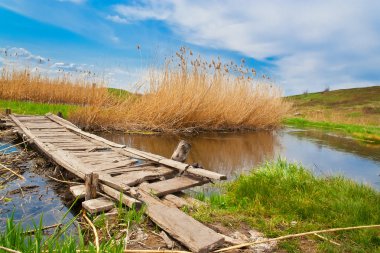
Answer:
[6, 113, 227, 252]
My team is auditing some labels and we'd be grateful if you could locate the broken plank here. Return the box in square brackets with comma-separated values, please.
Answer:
[140, 176, 208, 197]
[112, 166, 176, 186]
[70, 184, 85, 199]
[137, 190, 224, 253]
[162, 194, 190, 209]
[82, 197, 114, 214]
[99, 184, 141, 208]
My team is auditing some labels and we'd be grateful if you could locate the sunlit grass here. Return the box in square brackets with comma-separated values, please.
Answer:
[284, 117, 380, 143]
[0, 99, 77, 118]
[192, 159, 380, 252]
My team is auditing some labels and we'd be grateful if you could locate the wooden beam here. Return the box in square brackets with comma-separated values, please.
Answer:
[171, 140, 191, 163]
[140, 176, 208, 197]
[70, 185, 85, 199]
[137, 190, 224, 253]
[99, 184, 141, 208]
[85, 173, 99, 201]
[82, 197, 114, 214]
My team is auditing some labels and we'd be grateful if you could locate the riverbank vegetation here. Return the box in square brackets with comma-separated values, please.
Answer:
[284, 117, 380, 144]
[192, 159, 380, 252]
[286, 86, 380, 142]
[0, 48, 290, 133]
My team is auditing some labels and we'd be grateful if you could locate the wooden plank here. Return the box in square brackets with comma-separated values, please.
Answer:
[99, 184, 141, 208]
[70, 185, 85, 199]
[112, 166, 176, 186]
[140, 176, 208, 197]
[89, 160, 137, 171]
[46, 113, 126, 148]
[162, 194, 190, 209]
[137, 190, 224, 252]
[82, 197, 114, 214]
[16, 116, 48, 121]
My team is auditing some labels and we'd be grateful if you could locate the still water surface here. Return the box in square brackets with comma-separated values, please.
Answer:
[100, 128, 380, 189]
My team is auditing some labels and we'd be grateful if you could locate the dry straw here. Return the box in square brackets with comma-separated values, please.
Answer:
[1, 48, 291, 133]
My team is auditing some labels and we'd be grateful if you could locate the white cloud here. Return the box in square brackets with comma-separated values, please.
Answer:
[112, 0, 380, 94]
[114, 2, 171, 22]
[106, 15, 130, 24]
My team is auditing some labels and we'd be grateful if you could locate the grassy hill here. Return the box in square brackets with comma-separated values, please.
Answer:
[286, 86, 380, 142]
[288, 86, 380, 125]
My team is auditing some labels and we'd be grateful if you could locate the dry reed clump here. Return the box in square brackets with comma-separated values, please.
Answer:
[70, 47, 291, 132]
[0, 68, 109, 105]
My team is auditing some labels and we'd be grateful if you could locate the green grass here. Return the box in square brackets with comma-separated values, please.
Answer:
[289, 86, 380, 108]
[284, 117, 380, 143]
[107, 87, 133, 99]
[287, 86, 380, 128]
[0, 197, 146, 253]
[0, 99, 78, 118]
[192, 159, 380, 252]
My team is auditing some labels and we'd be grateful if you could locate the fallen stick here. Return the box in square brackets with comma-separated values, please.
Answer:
[0, 246, 22, 253]
[214, 224, 380, 252]
[83, 212, 100, 253]
[313, 233, 341, 246]
[22, 223, 62, 235]
[47, 175, 82, 185]
[0, 162, 24, 180]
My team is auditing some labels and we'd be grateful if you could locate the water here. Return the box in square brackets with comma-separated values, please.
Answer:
[99, 128, 380, 189]
[0, 142, 76, 229]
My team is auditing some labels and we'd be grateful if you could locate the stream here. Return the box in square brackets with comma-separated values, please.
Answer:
[1, 127, 379, 228]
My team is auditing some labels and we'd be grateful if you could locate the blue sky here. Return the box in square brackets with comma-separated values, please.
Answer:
[0, 0, 379, 94]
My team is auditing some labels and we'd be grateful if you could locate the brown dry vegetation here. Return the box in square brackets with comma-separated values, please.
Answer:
[0, 48, 291, 133]
[0, 68, 110, 105]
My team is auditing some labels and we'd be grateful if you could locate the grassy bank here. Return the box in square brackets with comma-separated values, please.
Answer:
[284, 117, 380, 143]
[192, 159, 380, 252]
[0, 99, 77, 118]
[286, 86, 380, 143]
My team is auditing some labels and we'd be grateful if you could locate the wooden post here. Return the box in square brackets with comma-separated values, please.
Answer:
[57, 111, 63, 118]
[85, 173, 99, 201]
[171, 140, 191, 163]
[5, 108, 11, 115]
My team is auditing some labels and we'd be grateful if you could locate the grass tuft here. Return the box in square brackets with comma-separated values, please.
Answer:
[192, 159, 380, 252]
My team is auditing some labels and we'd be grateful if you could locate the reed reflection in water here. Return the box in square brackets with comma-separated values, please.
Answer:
[99, 131, 279, 179]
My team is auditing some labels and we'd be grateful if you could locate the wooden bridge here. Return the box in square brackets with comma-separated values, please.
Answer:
[4, 113, 227, 253]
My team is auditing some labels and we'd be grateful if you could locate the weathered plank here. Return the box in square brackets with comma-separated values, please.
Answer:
[140, 176, 208, 197]
[112, 166, 176, 186]
[82, 197, 114, 214]
[162, 194, 190, 209]
[70, 184, 85, 199]
[99, 184, 141, 208]
[137, 190, 224, 252]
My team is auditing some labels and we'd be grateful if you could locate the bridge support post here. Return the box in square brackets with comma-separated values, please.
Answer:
[85, 173, 99, 201]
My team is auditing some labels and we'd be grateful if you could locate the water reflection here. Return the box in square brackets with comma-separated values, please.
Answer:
[100, 128, 380, 189]
[101, 131, 279, 178]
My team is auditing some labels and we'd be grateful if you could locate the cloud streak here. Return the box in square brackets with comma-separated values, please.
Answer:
[112, 0, 380, 93]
